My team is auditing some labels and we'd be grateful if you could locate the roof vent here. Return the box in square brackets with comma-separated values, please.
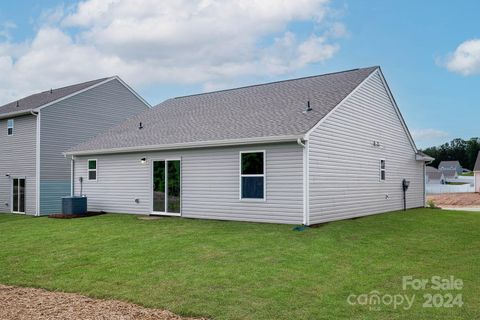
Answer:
[50, 88, 53, 94]
[303, 100, 312, 113]
[16, 101, 19, 107]
[138, 122, 144, 130]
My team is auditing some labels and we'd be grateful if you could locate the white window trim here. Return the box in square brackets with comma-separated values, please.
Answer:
[239, 150, 266, 201]
[380, 159, 386, 182]
[150, 158, 182, 216]
[7, 119, 14, 136]
[10, 176, 26, 214]
[87, 159, 98, 182]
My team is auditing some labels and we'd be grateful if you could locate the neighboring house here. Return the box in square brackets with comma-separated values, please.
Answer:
[426, 166, 439, 173]
[65, 66, 433, 225]
[474, 152, 480, 192]
[425, 166, 445, 184]
[426, 171, 445, 184]
[438, 161, 463, 175]
[442, 169, 458, 180]
[0, 77, 150, 215]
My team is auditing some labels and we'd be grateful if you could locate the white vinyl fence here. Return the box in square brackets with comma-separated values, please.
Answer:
[448, 176, 474, 184]
[426, 183, 474, 194]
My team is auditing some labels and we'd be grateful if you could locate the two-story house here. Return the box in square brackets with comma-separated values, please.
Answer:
[438, 161, 463, 175]
[0, 77, 150, 215]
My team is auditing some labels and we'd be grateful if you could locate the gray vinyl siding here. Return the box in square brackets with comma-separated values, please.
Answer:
[39, 79, 149, 214]
[0, 115, 37, 215]
[308, 71, 424, 224]
[73, 143, 304, 224]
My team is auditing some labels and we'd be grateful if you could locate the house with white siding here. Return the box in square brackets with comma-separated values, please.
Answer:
[65, 66, 432, 225]
[425, 168, 445, 185]
[474, 152, 480, 192]
[0, 77, 150, 215]
[438, 161, 463, 175]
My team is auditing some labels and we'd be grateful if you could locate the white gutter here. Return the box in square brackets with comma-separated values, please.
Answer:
[0, 110, 32, 120]
[65, 135, 304, 156]
[416, 154, 434, 162]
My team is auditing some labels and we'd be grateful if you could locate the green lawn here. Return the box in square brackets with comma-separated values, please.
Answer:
[460, 172, 474, 176]
[0, 209, 478, 319]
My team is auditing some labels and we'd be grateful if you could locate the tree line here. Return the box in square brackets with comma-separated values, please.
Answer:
[421, 138, 480, 170]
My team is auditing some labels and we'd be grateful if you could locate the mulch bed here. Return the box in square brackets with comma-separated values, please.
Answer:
[427, 192, 480, 208]
[0, 285, 206, 320]
[48, 212, 105, 219]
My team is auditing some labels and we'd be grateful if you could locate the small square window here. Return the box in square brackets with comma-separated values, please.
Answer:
[7, 119, 14, 136]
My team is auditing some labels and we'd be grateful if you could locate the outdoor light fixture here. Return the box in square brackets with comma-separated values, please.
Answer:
[402, 179, 410, 211]
[140, 157, 147, 164]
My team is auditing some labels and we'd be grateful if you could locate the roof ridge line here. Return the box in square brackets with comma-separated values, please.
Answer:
[36, 76, 114, 95]
[168, 66, 379, 102]
[0, 76, 114, 109]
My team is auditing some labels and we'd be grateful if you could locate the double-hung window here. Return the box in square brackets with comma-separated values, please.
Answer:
[380, 159, 386, 181]
[240, 151, 265, 200]
[7, 119, 14, 136]
[88, 159, 97, 181]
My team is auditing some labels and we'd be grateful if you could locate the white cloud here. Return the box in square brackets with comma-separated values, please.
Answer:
[443, 39, 480, 76]
[0, 0, 346, 104]
[411, 128, 449, 143]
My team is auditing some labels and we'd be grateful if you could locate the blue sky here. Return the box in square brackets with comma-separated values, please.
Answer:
[0, 0, 479, 148]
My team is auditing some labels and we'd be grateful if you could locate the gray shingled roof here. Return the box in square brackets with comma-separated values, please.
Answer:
[0, 77, 111, 116]
[426, 171, 444, 180]
[426, 166, 439, 173]
[474, 152, 480, 171]
[68, 67, 378, 154]
[438, 160, 461, 168]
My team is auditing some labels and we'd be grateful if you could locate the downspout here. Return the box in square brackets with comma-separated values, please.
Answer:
[296, 138, 305, 148]
[70, 155, 75, 196]
[31, 110, 41, 216]
[424, 159, 433, 207]
[297, 138, 309, 226]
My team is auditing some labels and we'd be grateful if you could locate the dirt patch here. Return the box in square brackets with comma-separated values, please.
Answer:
[48, 212, 105, 219]
[0, 285, 206, 320]
[427, 193, 480, 207]
[137, 216, 164, 220]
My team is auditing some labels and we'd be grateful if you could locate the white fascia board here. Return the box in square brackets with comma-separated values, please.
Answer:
[64, 135, 303, 156]
[113, 76, 152, 108]
[304, 67, 419, 157]
[304, 68, 379, 141]
[376, 68, 418, 153]
[1, 76, 150, 118]
[33, 77, 117, 112]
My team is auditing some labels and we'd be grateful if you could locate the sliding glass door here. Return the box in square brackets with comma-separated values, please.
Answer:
[153, 160, 181, 215]
[12, 178, 26, 214]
